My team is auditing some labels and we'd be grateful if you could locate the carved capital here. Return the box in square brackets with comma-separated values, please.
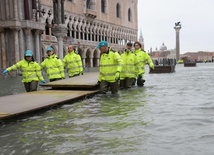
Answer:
[34, 29, 43, 35]
[24, 28, 32, 34]
[10, 27, 21, 31]
[174, 27, 182, 33]
[52, 25, 67, 37]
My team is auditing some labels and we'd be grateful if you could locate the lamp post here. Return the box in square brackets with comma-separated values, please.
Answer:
[174, 22, 182, 61]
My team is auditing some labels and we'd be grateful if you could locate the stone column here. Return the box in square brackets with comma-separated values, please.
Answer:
[90, 33, 92, 41]
[174, 24, 182, 61]
[57, 35, 64, 59]
[82, 58, 86, 69]
[13, 28, 21, 62]
[13, 0, 19, 20]
[89, 58, 93, 67]
[48, 24, 52, 37]
[35, 30, 42, 62]
[96, 58, 100, 67]
[52, 25, 67, 59]
[5, 0, 10, 19]
[24, 28, 31, 50]
[74, 30, 76, 39]
[0, 28, 6, 69]
[83, 31, 85, 40]
[52, 0, 67, 59]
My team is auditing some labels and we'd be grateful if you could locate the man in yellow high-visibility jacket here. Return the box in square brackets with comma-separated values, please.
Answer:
[63, 45, 83, 78]
[120, 42, 140, 89]
[41, 47, 65, 82]
[97, 41, 123, 94]
[2, 50, 45, 92]
[134, 41, 154, 86]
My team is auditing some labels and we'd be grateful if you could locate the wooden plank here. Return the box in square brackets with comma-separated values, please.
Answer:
[40, 72, 99, 89]
[0, 89, 99, 119]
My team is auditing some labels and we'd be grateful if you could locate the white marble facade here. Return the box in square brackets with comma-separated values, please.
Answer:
[0, 0, 138, 69]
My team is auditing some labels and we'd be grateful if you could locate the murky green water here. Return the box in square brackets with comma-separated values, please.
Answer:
[1, 63, 214, 154]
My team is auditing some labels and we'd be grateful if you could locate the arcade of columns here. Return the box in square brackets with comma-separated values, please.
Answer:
[42, 3, 137, 68]
[0, 0, 137, 69]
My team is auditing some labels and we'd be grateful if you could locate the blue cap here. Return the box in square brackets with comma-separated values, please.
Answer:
[96, 41, 108, 48]
[25, 50, 33, 56]
[47, 46, 53, 51]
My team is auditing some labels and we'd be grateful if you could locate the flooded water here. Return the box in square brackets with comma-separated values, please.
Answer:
[1, 63, 214, 155]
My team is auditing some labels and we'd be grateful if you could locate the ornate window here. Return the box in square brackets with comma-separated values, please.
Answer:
[86, 0, 92, 9]
[101, 0, 106, 13]
[128, 8, 132, 22]
[116, 3, 120, 18]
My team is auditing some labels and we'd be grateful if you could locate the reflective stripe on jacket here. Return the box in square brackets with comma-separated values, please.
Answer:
[135, 49, 154, 74]
[41, 54, 65, 80]
[7, 59, 44, 83]
[120, 51, 140, 79]
[63, 51, 83, 77]
[99, 51, 123, 82]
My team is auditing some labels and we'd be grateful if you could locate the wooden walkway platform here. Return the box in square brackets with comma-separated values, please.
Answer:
[40, 72, 99, 89]
[0, 90, 99, 119]
[0, 72, 100, 120]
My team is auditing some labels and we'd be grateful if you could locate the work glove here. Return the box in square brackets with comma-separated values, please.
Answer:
[3, 69, 8, 75]
[115, 72, 120, 80]
[150, 66, 155, 70]
[81, 71, 84, 75]
[97, 81, 101, 86]
[40, 80, 46, 84]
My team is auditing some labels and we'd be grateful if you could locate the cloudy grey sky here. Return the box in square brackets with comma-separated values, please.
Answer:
[138, 0, 214, 54]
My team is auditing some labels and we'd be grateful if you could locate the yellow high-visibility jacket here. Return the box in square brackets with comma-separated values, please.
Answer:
[99, 50, 123, 82]
[6, 59, 44, 83]
[135, 49, 154, 75]
[41, 54, 65, 80]
[63, 51, 83, 77]
[120, 50, 140, 80]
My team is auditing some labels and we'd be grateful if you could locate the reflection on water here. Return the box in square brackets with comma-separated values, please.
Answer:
[1, 63, 214, 154]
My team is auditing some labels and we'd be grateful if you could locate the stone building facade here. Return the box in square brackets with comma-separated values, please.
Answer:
[0, 0, 138, 70]
[150, 43, 176, 64]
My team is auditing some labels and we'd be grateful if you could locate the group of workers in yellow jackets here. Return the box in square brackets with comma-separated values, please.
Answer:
[2, 45, 83, 92]
[2, 41, 154, 94]
[97, 40, 154, 95]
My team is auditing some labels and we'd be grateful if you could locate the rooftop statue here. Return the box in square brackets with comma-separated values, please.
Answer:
[175, 21, 181, 27]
